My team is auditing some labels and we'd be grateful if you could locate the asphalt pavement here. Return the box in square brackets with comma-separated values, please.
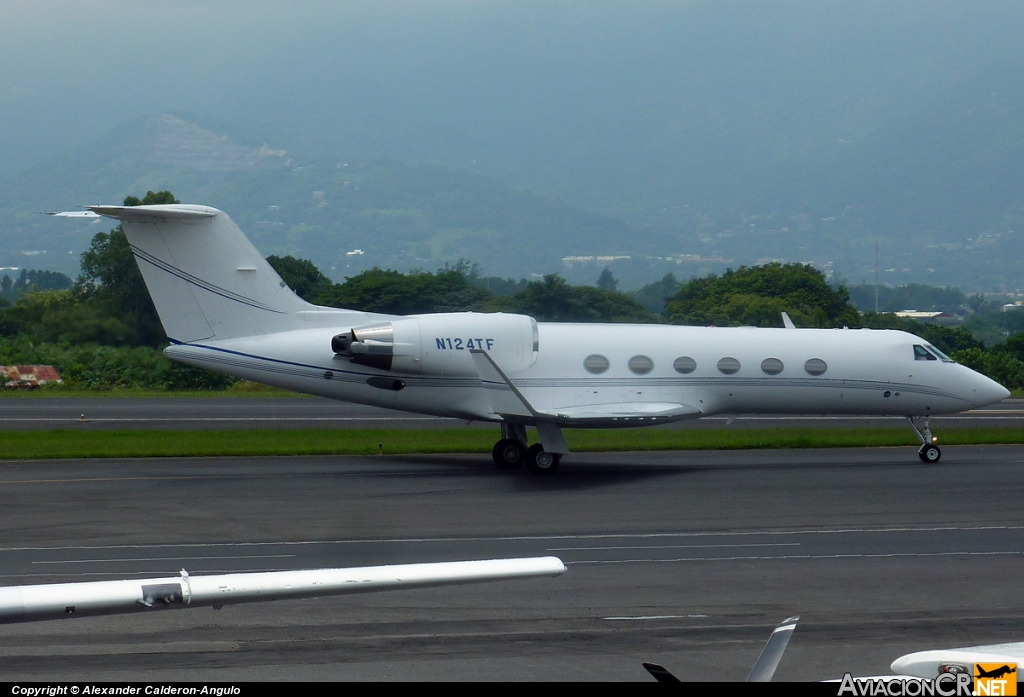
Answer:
[0, 445, 1022, 681]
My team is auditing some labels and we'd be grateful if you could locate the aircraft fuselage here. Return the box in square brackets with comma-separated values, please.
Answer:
[166, 322, 1008, 423]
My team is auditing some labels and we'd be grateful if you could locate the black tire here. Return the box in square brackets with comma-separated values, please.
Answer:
[492, 439, 526, 469]
[918, 444, 941, 463]
[525, 443, 560, 474]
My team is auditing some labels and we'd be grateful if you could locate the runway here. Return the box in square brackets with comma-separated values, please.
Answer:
[1, 395, 1022, 430]
[1, 446, 1022, 681]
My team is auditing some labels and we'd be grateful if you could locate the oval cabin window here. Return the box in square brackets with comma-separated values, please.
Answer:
[717, 357, 741, 375]
[628, 355, 654, 375]
[584, 354, 610, 374]
[761, 358, 784, 375]
[804, 358, 828, 376]
[673, 356, 697, 374]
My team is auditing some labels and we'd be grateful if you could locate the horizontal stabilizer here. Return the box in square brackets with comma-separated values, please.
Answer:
[45, 210, 100, 218]
[87, 204, 218, 222]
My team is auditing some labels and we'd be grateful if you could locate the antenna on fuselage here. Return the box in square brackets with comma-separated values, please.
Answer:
[781, 312, 796, 329]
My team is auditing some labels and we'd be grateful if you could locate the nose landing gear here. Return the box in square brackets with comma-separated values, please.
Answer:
[907, 416, 941, 463]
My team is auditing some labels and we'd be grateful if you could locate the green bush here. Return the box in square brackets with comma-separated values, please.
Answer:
[0, 337, 235, 390]
[950, 347, 1024, 390]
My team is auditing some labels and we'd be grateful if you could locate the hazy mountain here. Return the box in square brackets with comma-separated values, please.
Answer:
[0, 115, 652, 281]
[3, 2, 1024, 291]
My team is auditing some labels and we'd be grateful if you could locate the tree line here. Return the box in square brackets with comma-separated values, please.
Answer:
[1, 191, 1022, 391]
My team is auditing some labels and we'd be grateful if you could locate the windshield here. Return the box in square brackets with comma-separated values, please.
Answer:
[913, 345, 936, 361]
[925, 344, 954, 362]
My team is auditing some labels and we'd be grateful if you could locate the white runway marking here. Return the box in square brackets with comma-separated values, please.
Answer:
[31, 554, 296, 565]
[547, 543, 800, 551]
[2, 523, 1021, 552]
[0, 568, 293, 579]
[603, 614, 710, 620]
[568, 550, 1024, 564]
[1, 417, 450, 422]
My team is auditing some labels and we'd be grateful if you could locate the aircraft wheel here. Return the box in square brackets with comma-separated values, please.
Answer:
[492, 439, 526, 469]
[918, 444, 941, 463]
[525, 443, 560, 474]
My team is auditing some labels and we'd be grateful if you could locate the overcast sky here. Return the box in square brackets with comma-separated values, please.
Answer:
[2, 1, 1022, 183]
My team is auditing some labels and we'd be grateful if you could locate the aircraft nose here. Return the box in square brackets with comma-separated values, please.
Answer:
[972, 372, 1011, 407]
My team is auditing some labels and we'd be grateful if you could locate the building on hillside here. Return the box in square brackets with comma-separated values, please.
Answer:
[893, 310, 955, 321]
[1, 365, 63, 389]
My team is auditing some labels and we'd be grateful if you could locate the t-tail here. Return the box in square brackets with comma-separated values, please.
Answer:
[86, 204, 328, 343]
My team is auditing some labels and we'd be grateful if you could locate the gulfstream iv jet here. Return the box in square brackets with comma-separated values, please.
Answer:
[54, 205, 1011, 473]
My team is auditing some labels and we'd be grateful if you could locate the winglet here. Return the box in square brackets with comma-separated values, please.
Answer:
[781, 312, 796, 329]
[643, 615, 798, 681]
[747, 615, 799, 682]
[643, 662, 681, 682]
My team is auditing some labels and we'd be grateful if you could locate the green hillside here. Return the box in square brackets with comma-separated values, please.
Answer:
[0, 115, 641, 281]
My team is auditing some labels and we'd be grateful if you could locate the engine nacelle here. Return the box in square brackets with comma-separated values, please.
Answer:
[332, 312, 538, 376]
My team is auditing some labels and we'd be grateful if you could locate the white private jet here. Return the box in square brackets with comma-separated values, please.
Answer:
[52, 205, 1011, 473]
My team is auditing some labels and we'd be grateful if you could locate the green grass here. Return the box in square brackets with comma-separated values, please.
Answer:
[2, 426, 1023, 460]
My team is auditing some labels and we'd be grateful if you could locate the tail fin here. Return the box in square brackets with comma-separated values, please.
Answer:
[88, 204, 312, 342]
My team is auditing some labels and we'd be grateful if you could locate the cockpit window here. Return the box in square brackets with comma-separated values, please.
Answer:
[914, 345, 937, 361]
[925, 344, 954, 362]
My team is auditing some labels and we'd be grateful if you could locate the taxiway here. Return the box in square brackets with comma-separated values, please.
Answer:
[0, 446, 1022, 681]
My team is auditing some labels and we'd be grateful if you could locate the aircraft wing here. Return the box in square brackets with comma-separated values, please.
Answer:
[470, 348, 701, 426]
[536, 402, 702, 426]
[0, 557, 566, 623]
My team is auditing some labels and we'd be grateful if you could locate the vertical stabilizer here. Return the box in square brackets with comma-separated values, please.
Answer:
[88, 205, 312, 342]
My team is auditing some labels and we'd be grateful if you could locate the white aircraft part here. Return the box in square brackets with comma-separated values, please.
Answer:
[747, 615, 799, 682]
[86, 205, 352, 342]
[62, 204, 1011, 433]
[471, 348, 535, 417]
[538, 402, 702, 424]
[470, 348, 702, 426]
[46, 210, 100, 218]
[891, 644, 1024, 679]
[536, 422, 570, 454]
[337, 313, 538, 376]
[0, 557, 566, 624]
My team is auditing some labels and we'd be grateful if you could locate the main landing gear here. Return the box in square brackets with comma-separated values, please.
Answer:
[491, 424, 561, 474]
[906, 416, 941, 463]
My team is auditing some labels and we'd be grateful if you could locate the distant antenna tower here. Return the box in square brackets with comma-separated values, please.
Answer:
[874, 240, 879, 313]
